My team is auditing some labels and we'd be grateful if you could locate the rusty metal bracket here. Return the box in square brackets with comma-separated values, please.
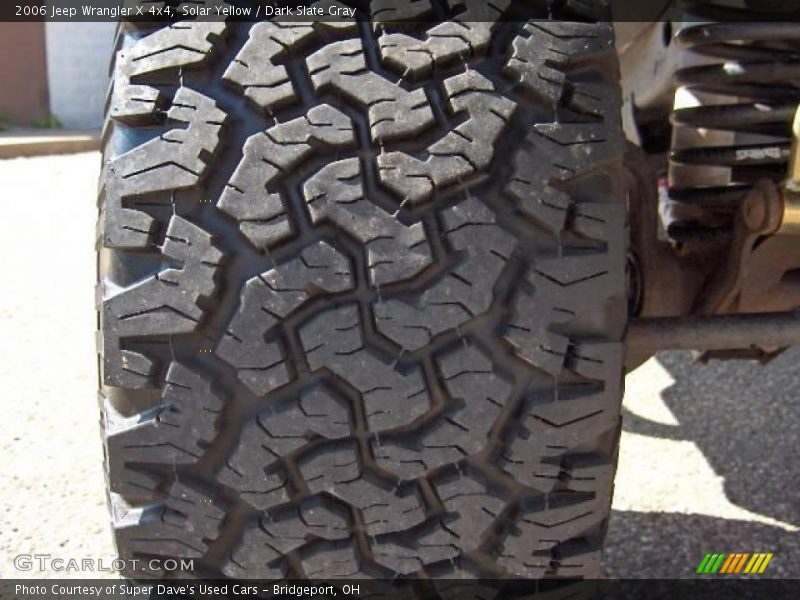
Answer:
[695, 105, 800, 317]
[626, 106, 800, 363]
[694, 179, 786, 315]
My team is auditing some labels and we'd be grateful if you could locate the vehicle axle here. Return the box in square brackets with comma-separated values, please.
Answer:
[626, 311, 800, 355]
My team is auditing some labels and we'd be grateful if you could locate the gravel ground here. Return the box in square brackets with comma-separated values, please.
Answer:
[0, 153, 796, 580]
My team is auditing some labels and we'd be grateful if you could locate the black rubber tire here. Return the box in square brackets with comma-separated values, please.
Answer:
[98, 2, 627, 586]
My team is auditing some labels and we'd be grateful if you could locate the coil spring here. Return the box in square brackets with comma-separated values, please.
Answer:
[668, 11, 800, 242]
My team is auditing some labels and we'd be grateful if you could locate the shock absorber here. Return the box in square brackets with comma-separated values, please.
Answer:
[667, 14, 800, 243]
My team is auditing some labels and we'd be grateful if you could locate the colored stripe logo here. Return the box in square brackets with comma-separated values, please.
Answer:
[696, 553, 773, 574]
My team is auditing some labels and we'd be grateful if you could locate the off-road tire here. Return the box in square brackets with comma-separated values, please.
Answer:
[98, 2, 627, 588]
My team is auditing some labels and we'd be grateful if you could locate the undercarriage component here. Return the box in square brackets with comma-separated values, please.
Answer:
[627, 311, 800, 357]
[695, 179, 786, 314]
[615, 19, 678, 146]
[624, 10, 800, 365]
[626, 170, 800, 365]
[667, 19, 800, 243]
[625, 143, 707, 320]
[628, 110, 800, 363]
[696, 107, 800, 318]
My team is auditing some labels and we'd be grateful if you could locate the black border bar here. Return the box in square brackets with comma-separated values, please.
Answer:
[7, 0, 800, 23]
[2, 579, 800, 600]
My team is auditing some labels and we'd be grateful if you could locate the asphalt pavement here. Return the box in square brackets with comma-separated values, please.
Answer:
[0, 153, 796, 580]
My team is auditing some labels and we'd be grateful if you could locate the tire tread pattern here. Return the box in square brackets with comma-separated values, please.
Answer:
[98, 1, 626, 585]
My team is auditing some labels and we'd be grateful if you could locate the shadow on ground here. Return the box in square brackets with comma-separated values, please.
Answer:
[606, 349, 799, 578]
[628, 349, 798, 526]
[605, 511, 798, 578]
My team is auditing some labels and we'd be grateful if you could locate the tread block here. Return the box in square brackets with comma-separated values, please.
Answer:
[301, 305, 431, 432]
[219, 385, 354, 512]
[105, 363, 223, 503]
[371, 475, 503, 575]
[112, 482, 224, 576]
[304, 158, 432, 286]
[505, 125, 623, 235]
[218, 105, 355, 251]
[226, 384, 352, 490]
[307, 38, 435, 143]
[224, 497, 349, 579]
[503, 21, 614, 110]
[504, 246, 625, 376]
[376, 0, 509, 78]
[499, 342, 621, 555]
[434, 475, 506, 551]
[216, 241, 353, 395]
[224, 13, 356, 112]
[219, 431, 290, 512]
[373, 345, 512, 479]
[375, 198, 515, 350]
[254, 385, 351, 456]
[111, 22, 226, 124]
[300, 443, 426, 536]
[101, 216, 222, 388]
[377, 70, 516, 205]
[103, 88, 227, 249]
[497, 494, 608, 578]
[500, 375, 620, 494]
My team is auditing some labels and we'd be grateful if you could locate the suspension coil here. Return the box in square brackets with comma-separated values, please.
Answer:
[667, 12, 800, 243]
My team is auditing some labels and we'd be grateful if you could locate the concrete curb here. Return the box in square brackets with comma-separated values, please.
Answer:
[0, 130, 101, 159]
